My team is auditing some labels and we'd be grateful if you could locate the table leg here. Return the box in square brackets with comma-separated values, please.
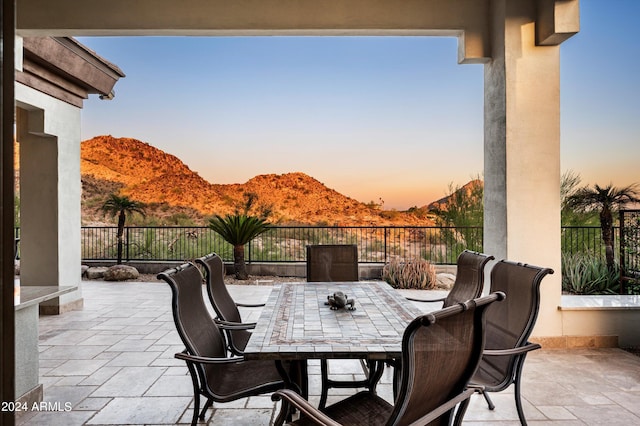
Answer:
[275, 360, 308, 398]
[366, 360, 386, 393]
[275, 360, 308, 421]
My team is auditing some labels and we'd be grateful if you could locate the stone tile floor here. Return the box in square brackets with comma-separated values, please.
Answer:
[16, 280, 640, 425]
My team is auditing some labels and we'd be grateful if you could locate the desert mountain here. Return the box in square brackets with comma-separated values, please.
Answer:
[425, 179, 483, 211]
[81, 135, 436, 226]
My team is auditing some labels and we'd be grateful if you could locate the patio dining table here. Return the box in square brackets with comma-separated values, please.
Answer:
[242, 281, 425, 397]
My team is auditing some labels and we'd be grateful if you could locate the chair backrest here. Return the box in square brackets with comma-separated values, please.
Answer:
[306, 244, 359, 282]
[390, 292, 506, 425]
[196, 253, 242, 324]
[476, 260, 554, 387]
[443, 250, 495, 308]
[157, 263, 227, 360]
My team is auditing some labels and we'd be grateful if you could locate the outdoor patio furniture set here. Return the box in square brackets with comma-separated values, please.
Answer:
[157, 248, 553, 426]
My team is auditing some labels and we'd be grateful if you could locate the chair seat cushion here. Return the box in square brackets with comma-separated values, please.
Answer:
[292, 391, 393, 426]
[205, 359, 284, 399]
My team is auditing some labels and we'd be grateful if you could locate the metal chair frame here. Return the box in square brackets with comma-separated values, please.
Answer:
[464, 259, 554, 426]
[195, 253, 264, 355]
[158, 263, 285, 425]
[272, 292, 506, 426]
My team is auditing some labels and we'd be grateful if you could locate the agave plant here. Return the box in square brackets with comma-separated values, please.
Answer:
[207, 214, 270, 279]
[561, 252, 620, 295]
[382, 257, 437, 290]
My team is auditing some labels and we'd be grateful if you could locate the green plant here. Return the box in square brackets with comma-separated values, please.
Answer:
[100, 194, 146, 264]
[430, 177, 484, 251]
[382, 257, 437, 290]
[561, 253, 620, 295]
[207, 193, 271, 279]
[208, 214, 270, 279]
[14, 195, 20, 227]
[168, 212, 195, 226]
[560, 170, 598, 226]
[565, 183, 640, 271]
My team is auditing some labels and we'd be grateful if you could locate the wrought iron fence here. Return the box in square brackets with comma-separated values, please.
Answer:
[620, 210, 640, 291]
[11, 225, 621, 265]
[72, 224, 627, 265]
[561, 226, 620, 259]
[78, 225, 484, 264]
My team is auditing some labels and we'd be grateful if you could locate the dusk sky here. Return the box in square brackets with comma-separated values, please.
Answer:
[78, 1, 639, 210]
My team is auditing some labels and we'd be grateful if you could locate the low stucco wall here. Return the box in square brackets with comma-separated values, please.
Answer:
[555, 295, 640, 347]
[83, 261, 456, 279]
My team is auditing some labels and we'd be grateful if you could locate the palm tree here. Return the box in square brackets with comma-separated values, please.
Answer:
[207, 214, 270, 279]
[565, 183, 640, 271]
[101, 194, 146, 264]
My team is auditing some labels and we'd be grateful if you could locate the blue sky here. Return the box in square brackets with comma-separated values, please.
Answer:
[78, 1, 639, 210]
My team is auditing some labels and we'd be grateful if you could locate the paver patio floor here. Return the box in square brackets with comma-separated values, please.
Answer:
[16, 280, 640, 425]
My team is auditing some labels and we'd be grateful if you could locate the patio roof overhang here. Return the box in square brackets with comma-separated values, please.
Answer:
[17, 37, 125, 108]
[15, 0, 577, 63]
[2, 0, 581, 421]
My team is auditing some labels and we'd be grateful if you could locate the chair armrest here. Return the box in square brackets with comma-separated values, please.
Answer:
[483, 342, 541, 357]
[236, 302, 266, 308]
[271, 389, 342, 426]
[175, 352, 244, 365]
[466, 383, 485, 392]
[214, 319, 256, 330]
[227, 343, 245, 357]
[405, 296, 446, 303]
[407, 388, 476, 426]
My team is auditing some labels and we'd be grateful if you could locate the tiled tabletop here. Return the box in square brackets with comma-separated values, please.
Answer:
[244, 281, 425, 361]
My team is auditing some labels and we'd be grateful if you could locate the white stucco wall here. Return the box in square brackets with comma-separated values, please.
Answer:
[483, 0, 563, 339]
[16, 83, 82, 307]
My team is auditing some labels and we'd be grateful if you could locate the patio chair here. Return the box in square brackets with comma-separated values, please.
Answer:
[158, 263, 286, 426]
[306, 244, 377, 408]
[271, 292, 506, 426]
[405, 249, 494, 305]
[388, 250, 493, 396]
[306, 244, 359, 282]
[462, 259, 554, 426]
[195, 253, 264, 356]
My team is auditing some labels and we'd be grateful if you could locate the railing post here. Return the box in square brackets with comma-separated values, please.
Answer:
[125, 227, 130, 262]
[78, 224, 602, 268]
[384, 227, 388, 263]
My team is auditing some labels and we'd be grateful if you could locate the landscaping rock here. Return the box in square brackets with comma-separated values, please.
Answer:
[85, 266, 109, 280]
[81, 265, 89, 277]
[103, 265, 140, 281]
[436, 273, 456, 290]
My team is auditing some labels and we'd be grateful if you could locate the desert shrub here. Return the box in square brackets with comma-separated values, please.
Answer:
[379, 210, 400, 220]
[382, 257, 437, 290]
[168, 212, 196, 226]
[562, 252, 620, 295]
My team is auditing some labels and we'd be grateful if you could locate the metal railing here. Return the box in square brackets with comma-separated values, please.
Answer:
[561, 226, 620, 259]
[78, 225, 484, 264]
[620, 210, 640, 288]
[12, 225, 619, 265]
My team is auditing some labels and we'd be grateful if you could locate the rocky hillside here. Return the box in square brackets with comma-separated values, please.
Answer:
[425, 179, 483, 211]
[81, 135, 436, 226]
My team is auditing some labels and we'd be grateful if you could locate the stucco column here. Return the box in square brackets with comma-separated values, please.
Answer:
[16, 87, 83, 314]
[484, 0, 563, 339]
